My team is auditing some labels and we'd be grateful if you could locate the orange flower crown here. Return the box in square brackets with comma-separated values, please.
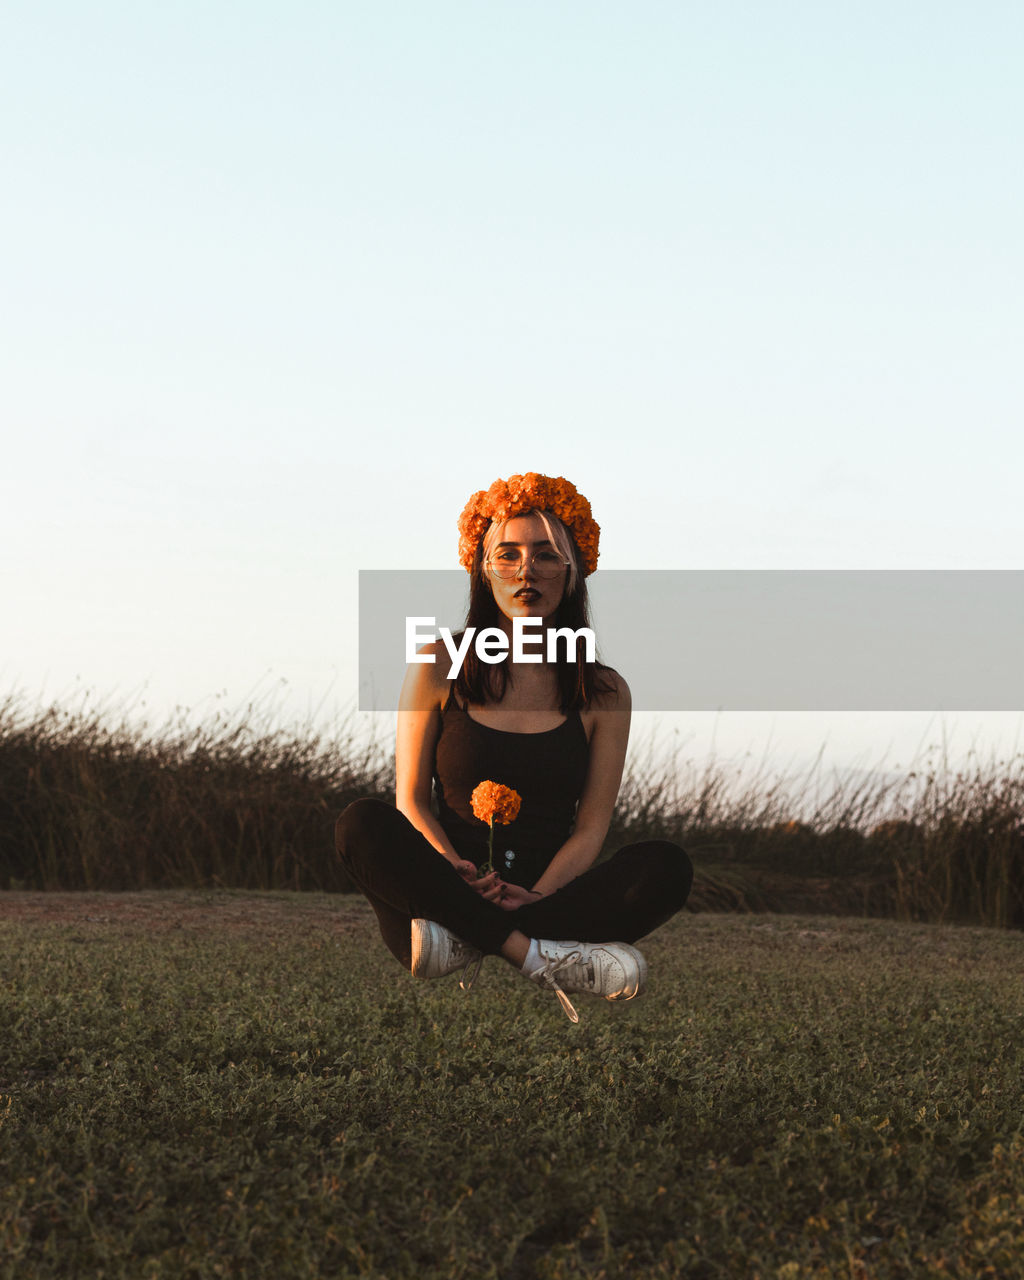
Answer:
[457, 473, 600, 576]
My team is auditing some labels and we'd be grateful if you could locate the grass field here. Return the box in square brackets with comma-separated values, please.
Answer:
[2, 894, 1023, 1278]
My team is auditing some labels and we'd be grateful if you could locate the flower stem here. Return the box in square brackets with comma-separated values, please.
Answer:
[480, 817, 495, 875]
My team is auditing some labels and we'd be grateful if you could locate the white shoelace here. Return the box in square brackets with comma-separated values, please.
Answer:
[532, 950, 595, 1023]
[454, 943, 601, 1021]
[459, 952, 484, 991]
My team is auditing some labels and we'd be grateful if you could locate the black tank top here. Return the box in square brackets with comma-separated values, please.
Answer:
[433, 688, 590, 888]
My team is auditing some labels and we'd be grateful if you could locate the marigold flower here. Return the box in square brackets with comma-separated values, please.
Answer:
[470, 780, 522, 826]
[457, 472, 600, 576]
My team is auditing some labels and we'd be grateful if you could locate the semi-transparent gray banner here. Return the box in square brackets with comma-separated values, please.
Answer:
[358, 570, 1024, 711]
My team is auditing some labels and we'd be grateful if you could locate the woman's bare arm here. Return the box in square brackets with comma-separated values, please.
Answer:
[394, 645, 467, 867]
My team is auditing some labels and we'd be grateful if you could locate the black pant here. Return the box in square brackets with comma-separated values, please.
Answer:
[334, 798, 694, 970]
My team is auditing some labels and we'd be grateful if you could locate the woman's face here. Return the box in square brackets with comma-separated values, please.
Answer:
[483, 513, 569, 627]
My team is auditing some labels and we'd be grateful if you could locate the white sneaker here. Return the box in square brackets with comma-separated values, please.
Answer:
[528, 939, 647, 1023]
[410, 919, 484, 990]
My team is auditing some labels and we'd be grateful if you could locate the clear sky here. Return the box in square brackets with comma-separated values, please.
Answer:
[3, 1, 1022, 784]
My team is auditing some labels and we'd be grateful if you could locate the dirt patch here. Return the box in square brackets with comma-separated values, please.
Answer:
[0, 890, 375, 937]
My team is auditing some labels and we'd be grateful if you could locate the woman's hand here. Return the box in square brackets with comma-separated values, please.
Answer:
[496, 884, 545, 911]
[454, 861, 507, 904]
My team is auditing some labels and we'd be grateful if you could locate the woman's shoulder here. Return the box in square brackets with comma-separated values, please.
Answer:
[578, 667, 630, 749]
[585, 666, 631, 713]
[398, 639, 454, 713]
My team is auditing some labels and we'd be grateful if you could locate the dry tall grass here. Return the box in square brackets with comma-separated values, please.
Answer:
[605, 728, 1024, 928]
[2, 695, 1022, 927]
[0, 694, 392, 893]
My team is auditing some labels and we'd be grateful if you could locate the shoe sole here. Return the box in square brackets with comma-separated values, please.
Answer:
[410, 920, 481, 980]
[605, 944, 647, 1001]
[410, 919, 440, 978]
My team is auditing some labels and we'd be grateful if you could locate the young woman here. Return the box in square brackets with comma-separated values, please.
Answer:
[334, 473, 693, 1021]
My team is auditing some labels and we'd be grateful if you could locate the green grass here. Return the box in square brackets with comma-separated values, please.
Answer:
[3, 897, 1024, 1278]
